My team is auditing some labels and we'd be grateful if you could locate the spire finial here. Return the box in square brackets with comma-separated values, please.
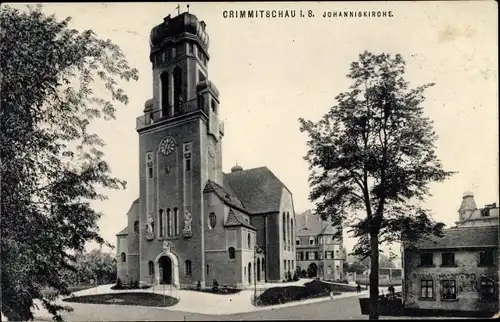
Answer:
[187, 4, 190, 13]
[176, 4, 181, 15]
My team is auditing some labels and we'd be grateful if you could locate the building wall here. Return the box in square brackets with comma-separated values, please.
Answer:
[265, 212, 281, 282]
[278, 188, 296, 281]
[404, 248, 499, 313]
[116, 235, 128, 281]
[125, 200, 140, 283]
[138, 118, 206, 287]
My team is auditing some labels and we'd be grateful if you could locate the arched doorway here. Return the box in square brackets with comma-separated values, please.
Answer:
[248, 263, 252, 283]
[308, 263, 318, 278]
[159, 256, 172, 284]
[257, 258, 261, 281]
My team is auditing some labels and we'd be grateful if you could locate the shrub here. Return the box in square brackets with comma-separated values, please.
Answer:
[292, 271, 299, 281]
[212, 279, 219, 292]
[116, 278, 122, 288]
[258, 286, 307, 305]
[197, 281, 201, 291]
[301, 270, 307, 278]
[132, 280, 139, 289]
[286, 271, 293, 282]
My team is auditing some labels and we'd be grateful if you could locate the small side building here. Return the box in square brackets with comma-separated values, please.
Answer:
[402, 191, 499, 315]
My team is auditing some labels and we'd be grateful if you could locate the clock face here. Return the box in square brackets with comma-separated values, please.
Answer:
[159, 136, 176, 155]
[208, 140, 216, 158]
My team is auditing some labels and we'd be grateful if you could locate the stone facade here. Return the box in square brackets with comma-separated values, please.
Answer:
[402, 191, 499, 314]
[295, 210, 345, 281]
[115, 11, 295, 288]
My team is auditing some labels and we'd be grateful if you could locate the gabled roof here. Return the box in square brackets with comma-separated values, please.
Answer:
[116, 227, 128, 236]
[224, 209, 256, 230]
[295, 210, 339, 237]
[223, 166, 287, 214]
[204, 179, 246, 211]
[413, 226, 498, 250]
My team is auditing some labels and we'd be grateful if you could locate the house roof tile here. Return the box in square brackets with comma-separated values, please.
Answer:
[414, 226, 498, 250]
[223, 166, 286, 215]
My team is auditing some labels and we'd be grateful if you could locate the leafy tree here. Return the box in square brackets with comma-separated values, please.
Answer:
[299, 51, 452, 319]
[1, 4, 138, 321]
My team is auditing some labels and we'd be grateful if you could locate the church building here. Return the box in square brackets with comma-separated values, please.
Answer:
[115, 11, 296, 288]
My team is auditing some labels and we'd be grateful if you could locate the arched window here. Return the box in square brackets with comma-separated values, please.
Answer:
[211, 98, 217, 113]
[133, 221, 139, 234]
[148, 261, 154, 275]
[166, 208, 171, 237]
[248, 263, 252, 283]
[173, 207, 178, 236]
[121, 252, 126, 263]
[335, 250, 339, 258]
[159, 209, 164, 237]
[228, 247, 235, 259]
[296, 237, 300, 245]
[247, 233, 251, 249]
[173, 67, 182, 114]
[208, 212, 216, 229]
[309, 237, 315, 245]
[185, 260, 192, 275]
[160, 71, 170, 117]
[286, 212, 290, 242]
[291, 219, 294, 242]
[282, 213, 286, 242]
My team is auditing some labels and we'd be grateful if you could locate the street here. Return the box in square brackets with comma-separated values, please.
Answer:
[34, 294, 469, 321]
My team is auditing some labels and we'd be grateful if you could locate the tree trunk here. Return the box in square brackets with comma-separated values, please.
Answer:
[369, 230, 380, 320]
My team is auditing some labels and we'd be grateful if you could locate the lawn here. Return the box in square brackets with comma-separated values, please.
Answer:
[256, 280, 356, 306]
[63, 292, 179, 307]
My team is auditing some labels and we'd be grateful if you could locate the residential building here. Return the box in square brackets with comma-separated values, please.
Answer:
[116, 11, 296, 288]
[294, 210, 345, 281]
[402, 191, 499, 314]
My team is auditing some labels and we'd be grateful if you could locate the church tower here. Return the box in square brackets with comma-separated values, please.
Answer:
[135, 11, 224, 287]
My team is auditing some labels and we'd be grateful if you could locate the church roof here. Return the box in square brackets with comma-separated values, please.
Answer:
[116, 227, 128, 236]
[412, 226, 498, 250]
[224, 209, 256, 230]
[204, 179, 246, 211]
[223, 166, 288, 215]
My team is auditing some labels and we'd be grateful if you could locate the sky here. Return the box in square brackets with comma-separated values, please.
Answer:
[9, 2, 498, 255]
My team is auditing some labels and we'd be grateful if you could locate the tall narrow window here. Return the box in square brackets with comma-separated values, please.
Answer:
[166, 208, 171, 237]
[133, 221, 139, 234]
[247, 233, 251, 249]
[185, 159, 191, 171]
[206, 264, 210, 276]
[421, 279, 434, 299]
[160, 71, 169, 117]
[148, 261, 155, 275]
[173, 207, 178, 236]
[185, 260, 192, 275]
[282, 213, 286, 242]
[159, 209, 164, 237]
[121, 252, 126, 263]
[173, 67, 182, 114]
[228, 247, 235, 259]
[442, 280, 457, 300]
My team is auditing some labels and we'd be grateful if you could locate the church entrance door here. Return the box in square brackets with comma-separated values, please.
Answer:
[159, 256, 172, 284]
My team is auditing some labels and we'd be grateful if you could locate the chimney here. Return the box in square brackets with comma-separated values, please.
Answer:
[458, 191, 477, 221]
